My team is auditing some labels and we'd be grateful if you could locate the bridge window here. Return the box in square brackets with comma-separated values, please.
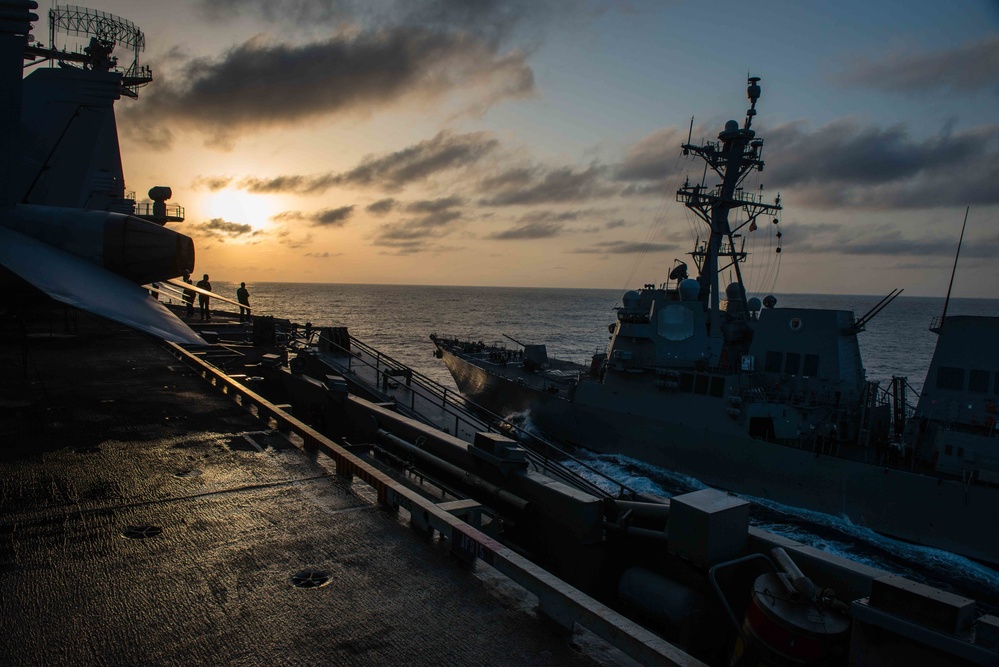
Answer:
[803, 354, 819, 377]
[765, 351, 782, 373]
[785, 352, 801, 376]
[936, 367, 964, 391]
[995, 371, 999, 394]
[969, 370, 989, 393]
[694, 374, 709, 395]
[710, 377, 725, 397]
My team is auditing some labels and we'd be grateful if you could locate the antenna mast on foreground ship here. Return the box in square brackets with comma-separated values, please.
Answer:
[677, 77, 782, 363]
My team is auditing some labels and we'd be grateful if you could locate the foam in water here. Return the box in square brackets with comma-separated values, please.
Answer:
[576, 449, 999, 609]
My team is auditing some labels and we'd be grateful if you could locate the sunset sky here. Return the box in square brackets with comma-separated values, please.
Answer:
[50, 0, 999, 296]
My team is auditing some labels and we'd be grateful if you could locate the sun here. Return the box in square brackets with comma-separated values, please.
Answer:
[204, 189, 276, 231]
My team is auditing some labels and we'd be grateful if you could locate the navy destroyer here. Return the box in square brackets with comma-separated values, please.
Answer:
[432, 78, 999, 568]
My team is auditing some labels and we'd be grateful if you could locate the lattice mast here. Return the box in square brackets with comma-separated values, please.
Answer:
[676, 77, 782, 337]
[25, 4, 151, 97]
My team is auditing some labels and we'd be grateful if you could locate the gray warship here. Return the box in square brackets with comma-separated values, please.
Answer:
[433, 78, 999, 568]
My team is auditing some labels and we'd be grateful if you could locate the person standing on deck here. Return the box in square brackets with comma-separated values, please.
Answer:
[196, 274, 212, 321]
[236, 282, 250, 322]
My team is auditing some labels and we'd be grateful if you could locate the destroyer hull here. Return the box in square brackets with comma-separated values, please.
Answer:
[439, 346, 999, 567]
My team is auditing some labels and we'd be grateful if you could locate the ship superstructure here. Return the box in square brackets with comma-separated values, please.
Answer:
[433, 78, 999, 567]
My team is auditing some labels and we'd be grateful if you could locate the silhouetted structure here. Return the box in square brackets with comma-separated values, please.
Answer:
[237, 282, 250, 322]
[196, 274, 211, 321]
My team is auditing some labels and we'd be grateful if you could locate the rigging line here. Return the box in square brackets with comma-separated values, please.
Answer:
[748, 206, 762, 293]
[683, 205, 697, 247]
[762, 217, 782, 296]
[746, 170, 763, 292]
[626, 191, 669, 287]
[753, 219, 770, 298]
[759, 218, 779, 297]
[620, 151, 685, 291]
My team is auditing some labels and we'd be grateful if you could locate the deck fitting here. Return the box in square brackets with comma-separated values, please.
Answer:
[121, 525, 163, 540]
[291, 570, 331, 589]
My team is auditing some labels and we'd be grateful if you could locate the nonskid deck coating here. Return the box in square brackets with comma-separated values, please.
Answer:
[0, 306, 609, 666]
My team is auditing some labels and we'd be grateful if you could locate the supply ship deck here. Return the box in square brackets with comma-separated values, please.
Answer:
[0, 302, 681, 666]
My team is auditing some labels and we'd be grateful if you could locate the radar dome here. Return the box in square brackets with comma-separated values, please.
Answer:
[747, 297, 762, 312]
[622, 290, 641, 309]
[725, 282, 745, 300]
[148, 186, 172, 201]
[679, 278, 700, 302]
[763, 295, 777, 309]
[725, 120, 739, 132]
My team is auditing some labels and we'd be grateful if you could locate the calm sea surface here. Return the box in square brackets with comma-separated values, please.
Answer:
[195, 282, 999, 607]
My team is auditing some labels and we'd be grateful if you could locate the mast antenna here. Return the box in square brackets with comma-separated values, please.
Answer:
[938, 206, 970, 333]
[746, 76, 761, 130]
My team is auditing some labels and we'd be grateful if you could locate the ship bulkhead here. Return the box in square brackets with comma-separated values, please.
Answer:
[538, 299, 997, 565]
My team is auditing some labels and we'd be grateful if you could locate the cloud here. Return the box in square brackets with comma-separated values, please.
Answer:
[784, 222, 999, 259]
[124, 31, 533, 148]
[764, 119, 999, 209]
[617, 117, 999, 210]
[272, 206, 355, 227]
[274, 227, 314, 249]
[197, 0, 573, 46]
[315, 206, 355, 227]
[239, 131, 499, 193]
[483, 208, 607, 239]
[837, 34, 999, 96]
[372, 207, 463, 254]
[191, 176, 233, 191]
[486, 220, 564, 240]
[572, 240, 679, 254]
[366, 198, 397, 215]
[478, 164, 614, 206]
[404, 196, 465, 213]
[271, 211, 307, 222]
[304, 251, 345, 258]
[192, 217, 254, 238]
[605, 219, 627, 229]
[615, 127, 686, 182]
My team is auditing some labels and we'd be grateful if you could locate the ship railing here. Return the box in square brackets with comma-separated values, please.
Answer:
[133, 202, 186, 220]
[678, 185, 769, 206]
[336, 334, 637, 500]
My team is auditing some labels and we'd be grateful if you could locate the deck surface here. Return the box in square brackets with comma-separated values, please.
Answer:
[0, 303, 613, 666]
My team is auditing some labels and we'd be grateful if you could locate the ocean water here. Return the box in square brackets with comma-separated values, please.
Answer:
[193, 282, 999, 607]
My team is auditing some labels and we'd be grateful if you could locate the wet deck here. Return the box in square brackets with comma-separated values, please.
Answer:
[0, 303, 634, 665]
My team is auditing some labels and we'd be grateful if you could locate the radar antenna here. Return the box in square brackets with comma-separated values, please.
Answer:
[24, 4, 151, 98]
